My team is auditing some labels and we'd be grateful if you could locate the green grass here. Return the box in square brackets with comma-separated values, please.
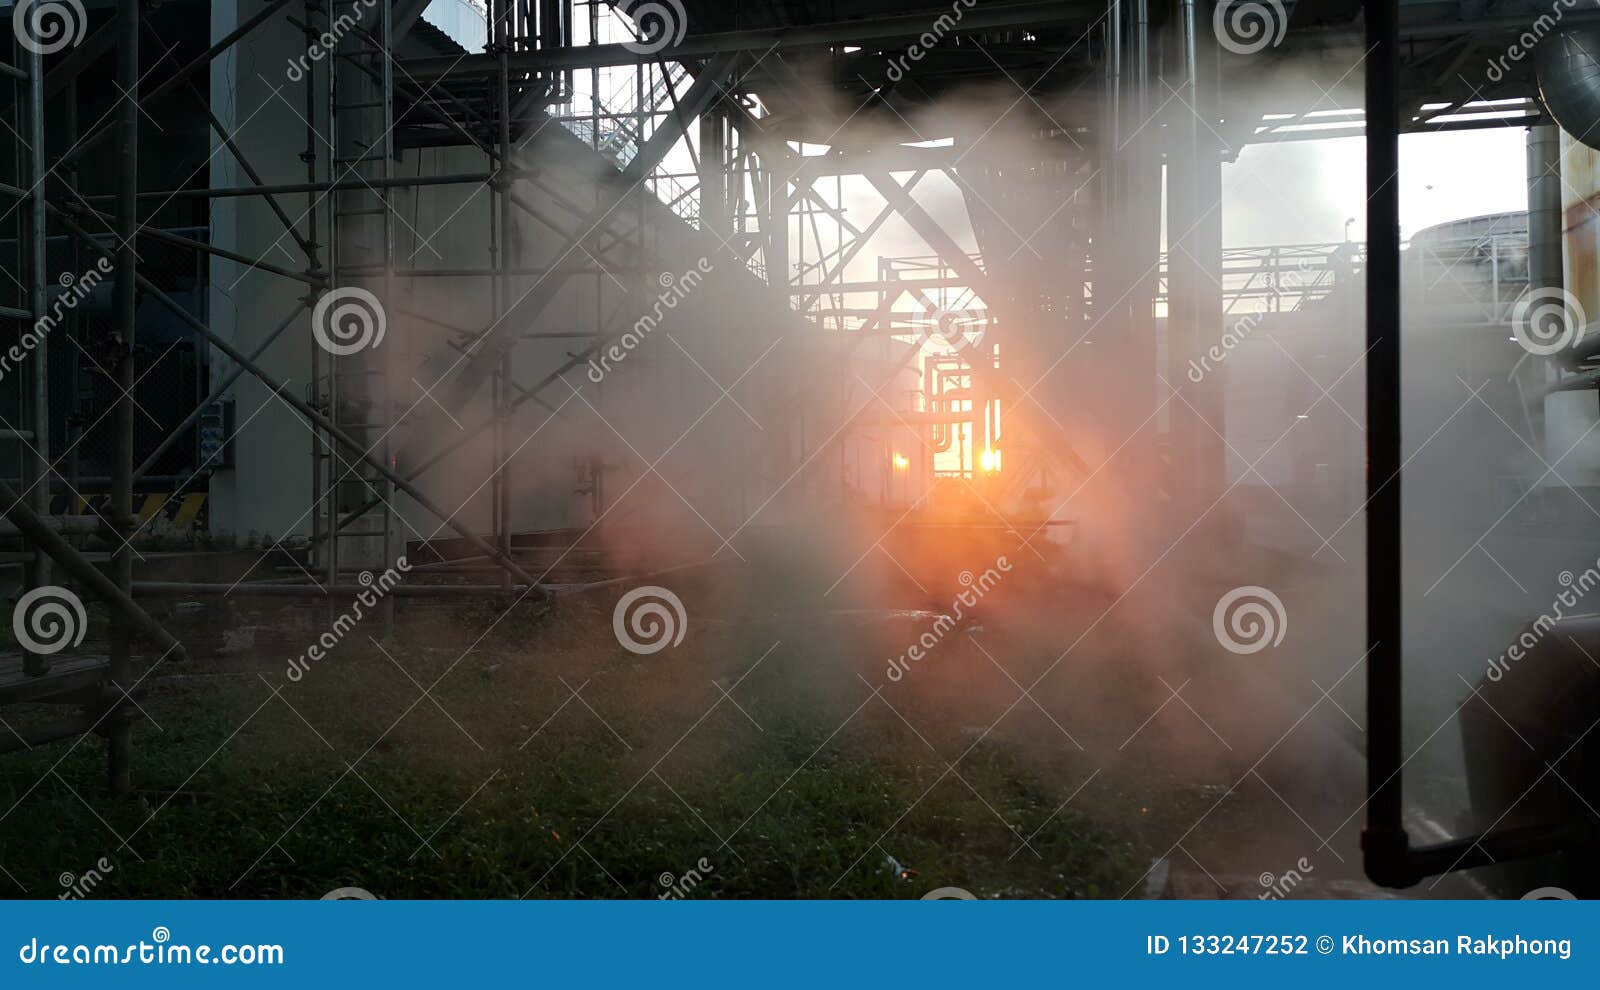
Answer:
[0, 600, 1138, 899]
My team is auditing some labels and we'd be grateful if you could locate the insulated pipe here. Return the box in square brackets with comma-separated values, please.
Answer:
[1537, 29, 1600, 151]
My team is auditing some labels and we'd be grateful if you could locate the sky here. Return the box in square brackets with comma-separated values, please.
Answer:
[1226, 127, 1529, 245]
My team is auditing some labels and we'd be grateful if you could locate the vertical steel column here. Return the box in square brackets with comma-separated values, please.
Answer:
[23, 28, 50, 677]
[378, 0, 397, 634]
[1361, 0, 1408, 888]
[108, 0, 140, 796]
[493, 0, 514, 590]
[305, 1, 327, 587]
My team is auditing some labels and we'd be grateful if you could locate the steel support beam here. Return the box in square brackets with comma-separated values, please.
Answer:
[402, 2, 1098, 78]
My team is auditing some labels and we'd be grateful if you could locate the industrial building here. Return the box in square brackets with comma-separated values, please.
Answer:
[0, 0, 1595, 898]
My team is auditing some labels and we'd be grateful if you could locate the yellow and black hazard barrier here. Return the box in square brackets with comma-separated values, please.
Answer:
[48, 492, 208, 527]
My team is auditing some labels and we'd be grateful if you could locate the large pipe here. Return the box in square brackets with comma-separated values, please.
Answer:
[1537, 29, 1600, 151]
[24, 26, 50, 676]
[1363, 0, 1410, 889]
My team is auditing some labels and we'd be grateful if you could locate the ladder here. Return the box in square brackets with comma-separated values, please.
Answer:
[313, 0, 399, 620]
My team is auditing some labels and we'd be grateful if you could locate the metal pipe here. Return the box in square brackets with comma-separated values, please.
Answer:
[107, 0, 141, 797]
[74, 172, 497, 203]
[402, 1, 1096, 77]
[0, 475, 181, 658]
[1362, 0, 1410, 889]
[23, 29, 49, 677]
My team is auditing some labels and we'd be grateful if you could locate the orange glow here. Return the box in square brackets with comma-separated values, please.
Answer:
[892, 453, 910, 470]
[979, 449, 1000, 473]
